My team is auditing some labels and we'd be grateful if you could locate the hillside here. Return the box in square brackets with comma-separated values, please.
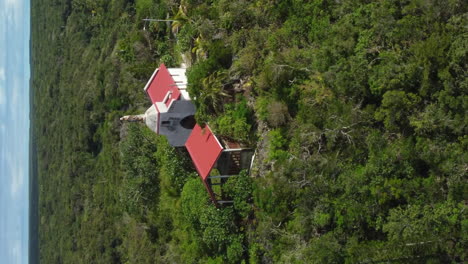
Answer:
[32, 0, 467, 263]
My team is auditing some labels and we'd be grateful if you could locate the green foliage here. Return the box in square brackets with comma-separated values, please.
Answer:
[211, 98, 252, 142]
[117, 214, 157, 264]
[199, 206, 236, 252]
[187, 40, 233, 122]
[180, 178, 249, 262]
[267, 129, 289, 162]
[226, 235, 244, 264]
[383, 201, 467, 261]
[186, 58, 218, 113]
[224, 170, 253, 219]
[118, 36, 136, 63]
[34, 0, 467, 263]
[248, 242, 261, 264]
[135, 0, 163, 21]
[255, 96, 289, 127]
[375, 91, 421, 132]
[156, 138, 194, 196]
[305, 233, 344, 264]
[254, 96, 270, 122]
[119, 123, 159, 217]
[176, 22, 197, 53]
[181, 178, 209, 229]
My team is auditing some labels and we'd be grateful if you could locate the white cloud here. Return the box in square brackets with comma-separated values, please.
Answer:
[2, 113, 27, 199]
[0, 124, 5, 139]
[5, 0, 21, 10]
[5, 0, 19, 5]
[0, 67, 5, 105]
[6, 132, 27, 199]
[0, 1, 29, 263]
[10, 239, 22, 264]
[4, 0, 23, 27]
[8, 76, 22, 111]
[10, 166, 24, 198]
[0, 83, 5, 106]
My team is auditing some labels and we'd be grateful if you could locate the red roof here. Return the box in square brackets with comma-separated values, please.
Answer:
[145, 64, 181, 105]
[185, 124, 224, 180]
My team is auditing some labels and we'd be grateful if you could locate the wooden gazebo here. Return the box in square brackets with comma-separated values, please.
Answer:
[185, 124, 254, 205]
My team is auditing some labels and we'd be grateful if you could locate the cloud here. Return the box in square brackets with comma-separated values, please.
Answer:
[10, 239, 23, 264]
[9, 76, 21, 108]
[3, 0, 23, 27]
[0, 68, 4, 105]
[0, 83, 5, 106]
[10, 162, 24, 198]
[0, 1, 29, 264]
[0, 73, 28, 199]
[5, 0, 22, 10]
[11, 239, 20, 256]
[5, 0, 20, 5]
[0, 0, 29, 198]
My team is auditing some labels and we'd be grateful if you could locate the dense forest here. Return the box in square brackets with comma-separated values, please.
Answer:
[31, 0, 467, 263]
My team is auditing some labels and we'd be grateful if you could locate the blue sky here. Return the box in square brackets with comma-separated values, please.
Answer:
[0, 0, 30, 263]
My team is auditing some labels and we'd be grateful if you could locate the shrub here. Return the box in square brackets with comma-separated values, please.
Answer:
[119, 123, 159, 217]
[177, 22, 197, 53]
[135, 0, 153, 19]
[180, 178, 209, 230]
[226, 235, 244, 264]
[375, 90, 421, 133]
[200, 206, 236, 253]
[255, 96, 290, 127]
[224, 170, 253, 219]
[267, 129, 288, 161]
[211, 98, 253, 142]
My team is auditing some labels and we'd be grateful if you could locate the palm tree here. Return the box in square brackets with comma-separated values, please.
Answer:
[171, 5, 191, 34]
[199, 71, 230, 112]
[191, 36, 208, 59]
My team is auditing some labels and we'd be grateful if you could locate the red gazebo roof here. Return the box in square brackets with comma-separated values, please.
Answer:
[144, 64, 181, 105]
[185, 124, 224, 180]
